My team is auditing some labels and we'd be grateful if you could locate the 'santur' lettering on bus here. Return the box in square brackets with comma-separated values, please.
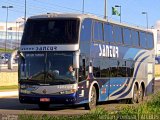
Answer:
[98, 44, 119, 58]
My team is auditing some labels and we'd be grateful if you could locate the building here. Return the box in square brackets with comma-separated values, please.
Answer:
[0, 18, 24, 50]
[155, 21, 160, 56]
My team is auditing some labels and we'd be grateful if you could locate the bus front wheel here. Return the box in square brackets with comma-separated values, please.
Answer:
[84, 86, 97, 110]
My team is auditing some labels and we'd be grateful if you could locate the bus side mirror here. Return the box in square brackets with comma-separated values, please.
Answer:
[17, 50, 25, 59]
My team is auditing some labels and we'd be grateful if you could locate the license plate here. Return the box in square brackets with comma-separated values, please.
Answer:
[40, 98, 50, 102]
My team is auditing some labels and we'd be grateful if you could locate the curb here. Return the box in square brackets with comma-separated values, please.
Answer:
[0, 90, 18, 98]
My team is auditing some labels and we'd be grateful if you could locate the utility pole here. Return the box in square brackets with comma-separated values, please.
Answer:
[2, 6, 13, 52]
[142, 12, 148, 29]
[115, 5, 121, 23]
[82, 0, 84, 14]
[24, 0, 26, 22]
[104, 0, 107, 19]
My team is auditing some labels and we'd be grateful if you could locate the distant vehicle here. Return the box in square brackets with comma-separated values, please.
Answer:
[0, 53, 11, 63]
[0, 57, 6, 64]
[155, 56, 160, 64]
[1, 53, 11, 60]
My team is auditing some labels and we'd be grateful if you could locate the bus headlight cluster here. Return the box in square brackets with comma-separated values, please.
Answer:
[59, 89, 77, 95]
[20, 84, 38, 94]
[20, 84, 26, 89]
[20, 89, 31, 94]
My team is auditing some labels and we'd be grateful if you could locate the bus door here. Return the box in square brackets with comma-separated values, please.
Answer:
[77, 55, 90, 103]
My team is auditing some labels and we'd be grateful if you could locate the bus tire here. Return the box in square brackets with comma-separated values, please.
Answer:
[84, 86, 97, 110]
[131, 83, 139, 104]
[139, 85, 144, 103]
[38, 103, 50, 110]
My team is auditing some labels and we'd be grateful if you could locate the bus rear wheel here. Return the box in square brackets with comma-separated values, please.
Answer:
[139, 85, 144, 103]
[131, 84, 139, 104]
[38, 103, 50, 110]
[84, 86, 97, 110]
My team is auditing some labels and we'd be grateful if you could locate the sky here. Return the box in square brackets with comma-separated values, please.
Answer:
[0, 0, 160, 28]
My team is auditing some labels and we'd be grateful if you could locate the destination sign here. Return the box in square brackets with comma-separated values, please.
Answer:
[20, 45, 79, 51]
[21, 46, 57, 51]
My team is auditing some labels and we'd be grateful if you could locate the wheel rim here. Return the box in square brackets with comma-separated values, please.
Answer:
[139, 86, 144, 101]
[133, 84, 138, 103]
[90, 88, 97, 107]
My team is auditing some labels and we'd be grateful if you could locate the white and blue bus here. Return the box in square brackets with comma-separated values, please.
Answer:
[18, 13, 154, 110]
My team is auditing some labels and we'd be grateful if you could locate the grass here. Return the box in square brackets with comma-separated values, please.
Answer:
[19, 108, 110, 120]
[0, 85, 18, 91]
[18, 92, 160, 120]
[0, 48, 16, 53]
[155, 74, 160, 77]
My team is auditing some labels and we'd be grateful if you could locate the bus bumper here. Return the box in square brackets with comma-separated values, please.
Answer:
[19, 93, 77, 104]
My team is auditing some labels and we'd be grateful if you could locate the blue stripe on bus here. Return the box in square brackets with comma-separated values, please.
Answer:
[108, 78, 127, 95]
[118, 55, 149, 99]
[111, 78, 130, 97]
[134, 51, 146, 61]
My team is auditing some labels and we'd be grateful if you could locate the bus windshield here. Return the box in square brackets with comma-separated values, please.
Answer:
[19, 52, 76, 85]
[21, 18, 80, 45]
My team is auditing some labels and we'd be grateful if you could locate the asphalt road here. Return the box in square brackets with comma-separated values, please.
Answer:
[0, 80, 160, 116]
[0, 97, 89, 115]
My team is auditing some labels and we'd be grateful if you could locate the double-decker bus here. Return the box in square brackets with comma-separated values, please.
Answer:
[18, 13, 154, 110]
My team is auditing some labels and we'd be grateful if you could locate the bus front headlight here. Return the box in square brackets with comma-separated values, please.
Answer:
[59, 89, 77, 95]
[20, 89, 31, 94]
[20, 84, 26, 89]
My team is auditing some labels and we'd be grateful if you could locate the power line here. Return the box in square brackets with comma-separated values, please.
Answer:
[3, 0, 105, 18]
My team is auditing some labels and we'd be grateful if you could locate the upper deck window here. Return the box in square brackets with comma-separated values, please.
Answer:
[104, 23, 114, 43]
[21, 18, 80, 45]
[113, 25, 122, 44]
[80, 19, 92, 42]
[140, 32, 147, 48]
[93, 21, 103, 41]
[80, 18, 92, 54]
[123, 28, 131, 45]
[131, 30, 139, 47]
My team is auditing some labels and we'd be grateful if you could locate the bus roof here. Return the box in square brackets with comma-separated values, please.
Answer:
[29, 12, 152, 33]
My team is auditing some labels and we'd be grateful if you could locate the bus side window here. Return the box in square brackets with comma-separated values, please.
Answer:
[79, 56, 88, 82]
[93, 58, 101, 78]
